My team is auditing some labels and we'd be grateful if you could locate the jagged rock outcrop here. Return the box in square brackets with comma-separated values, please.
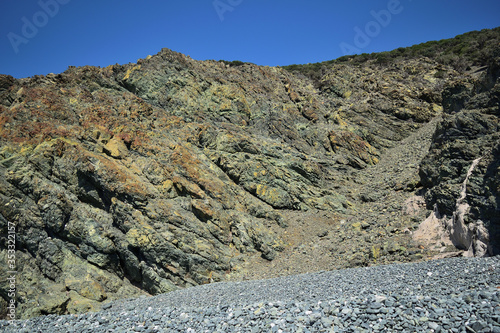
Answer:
[419, 57, 500, 256]
[1, 28, 499, 319]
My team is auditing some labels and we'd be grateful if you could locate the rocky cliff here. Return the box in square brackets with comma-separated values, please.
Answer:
[0, 27, 499, 319]
[419, 56, 500, 256]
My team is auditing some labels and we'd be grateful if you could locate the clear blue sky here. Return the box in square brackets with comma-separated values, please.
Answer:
[1, 0, 499, 78]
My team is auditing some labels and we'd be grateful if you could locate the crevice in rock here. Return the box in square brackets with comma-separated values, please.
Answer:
[447, 157, 490, 257]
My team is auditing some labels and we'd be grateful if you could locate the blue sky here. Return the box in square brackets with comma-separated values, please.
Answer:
[1, 0, 500, 78]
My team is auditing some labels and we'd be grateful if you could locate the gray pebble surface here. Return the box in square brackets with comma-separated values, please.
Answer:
[2, 256, 499, 332]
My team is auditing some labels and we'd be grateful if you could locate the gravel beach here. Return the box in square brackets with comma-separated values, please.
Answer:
[2, 256, 499, 332]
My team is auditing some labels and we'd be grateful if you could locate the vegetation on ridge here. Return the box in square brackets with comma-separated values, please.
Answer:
[283, 27, 500, 84]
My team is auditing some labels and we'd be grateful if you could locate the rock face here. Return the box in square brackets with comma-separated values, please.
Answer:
[0, 28, 499, 319]
[419, 57, 500, 256]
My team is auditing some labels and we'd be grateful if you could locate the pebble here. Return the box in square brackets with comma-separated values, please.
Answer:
[1, 256, 498, 332]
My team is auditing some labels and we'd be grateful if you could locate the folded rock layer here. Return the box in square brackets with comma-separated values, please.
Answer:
[0, 27, 499, 318]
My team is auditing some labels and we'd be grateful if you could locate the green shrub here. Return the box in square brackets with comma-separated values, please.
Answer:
[282, 27, 500, 82]
[219, 60, 246, 67]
